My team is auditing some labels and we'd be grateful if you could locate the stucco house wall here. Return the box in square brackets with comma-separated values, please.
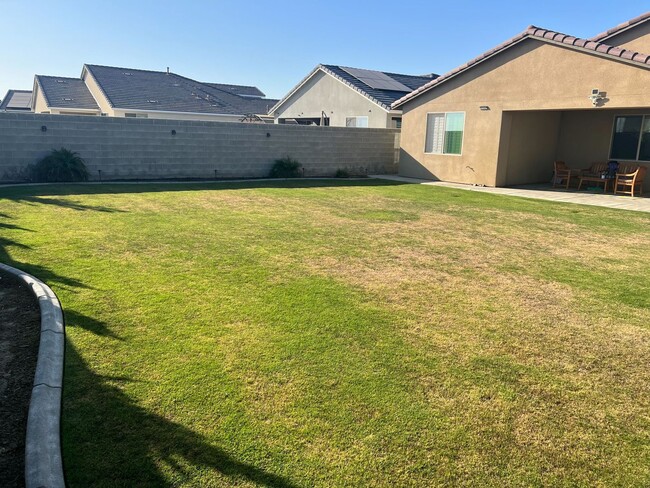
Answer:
[399, 39, 650, 186]
[272, 70, 392, 128]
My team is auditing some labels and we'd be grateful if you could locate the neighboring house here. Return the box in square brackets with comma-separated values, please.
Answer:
[0, 90, 32, 112]
[31, 64, 278, 122]
[33, 76, 100, 115]
[393, 12, 650, 188]
[270, 64, 437, 128]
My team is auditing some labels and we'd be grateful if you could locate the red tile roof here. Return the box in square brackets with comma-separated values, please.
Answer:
[591, 12, 650, 42]
[392, 24, 650, 109]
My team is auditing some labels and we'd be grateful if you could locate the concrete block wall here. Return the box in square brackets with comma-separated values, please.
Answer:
[0, 113, 400, 181]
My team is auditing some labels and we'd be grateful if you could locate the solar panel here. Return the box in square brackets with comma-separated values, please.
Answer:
[341, 67, 412, 92]
[7, 92, 32, 109]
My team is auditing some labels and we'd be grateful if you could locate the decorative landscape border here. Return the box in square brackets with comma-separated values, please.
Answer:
[0, 263, 66, 488]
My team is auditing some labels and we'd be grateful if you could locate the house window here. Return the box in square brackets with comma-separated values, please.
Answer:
[424, 112, 465, 155]
[346, 116, 368, 128]
[610, 115, 650, 161]
[125, 113, 148, 118]
[391, 117, 402, 129]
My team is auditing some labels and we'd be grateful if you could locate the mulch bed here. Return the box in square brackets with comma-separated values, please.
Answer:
[0, 270, 41, 488]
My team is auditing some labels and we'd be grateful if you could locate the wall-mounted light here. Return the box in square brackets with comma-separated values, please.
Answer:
[588, 89, 606, 107]
[266, 132, 271, 138]
[171, 129, 176, 135]
[41, 125, 47, 132]
[479, 106, 490, 111]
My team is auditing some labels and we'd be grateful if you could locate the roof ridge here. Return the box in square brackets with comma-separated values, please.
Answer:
[392, 24, 650, 108]
[84, 63, 175, 75]
[591, 11, 650, 42]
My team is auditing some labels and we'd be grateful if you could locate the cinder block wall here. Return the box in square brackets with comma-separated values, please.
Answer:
[0, 113, 400, 181]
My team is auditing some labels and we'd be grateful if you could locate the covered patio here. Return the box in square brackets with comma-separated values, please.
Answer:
[496, 108, 650, 194]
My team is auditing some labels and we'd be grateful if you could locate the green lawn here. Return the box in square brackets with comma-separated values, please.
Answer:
[1, 179, 650, 487]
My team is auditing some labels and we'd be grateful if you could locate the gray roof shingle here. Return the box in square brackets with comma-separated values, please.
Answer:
[0, 89, 32, 111]
[35, 75, 100, 110]
[203, 83, 265, 98]
[84, 64, 274, 115]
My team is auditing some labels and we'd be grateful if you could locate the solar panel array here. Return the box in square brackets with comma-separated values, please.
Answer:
[7, 91, 32, 109]
[340, 67, 412, 92]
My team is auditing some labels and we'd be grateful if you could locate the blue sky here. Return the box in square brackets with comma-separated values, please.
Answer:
[0, 1, 646, 100]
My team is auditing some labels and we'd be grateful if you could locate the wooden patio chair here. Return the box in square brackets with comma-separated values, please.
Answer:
[552, 161, 573, 189]
[613, 166, 646, 197]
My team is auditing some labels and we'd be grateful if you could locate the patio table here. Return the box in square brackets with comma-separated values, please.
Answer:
[578, 174, 613, 192]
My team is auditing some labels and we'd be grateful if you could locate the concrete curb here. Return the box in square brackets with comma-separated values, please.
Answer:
[0, 263, 66, 488]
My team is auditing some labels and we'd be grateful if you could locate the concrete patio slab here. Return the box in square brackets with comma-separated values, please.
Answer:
[370, 175, 650, 213]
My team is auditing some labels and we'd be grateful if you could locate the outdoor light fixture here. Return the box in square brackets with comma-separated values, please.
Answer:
[589, 89, 606, 107]
[171, 129, 176, 135]
[266, 132, 271, 137]
[479, 106, 490, 111]
[41, 125, 47, 132]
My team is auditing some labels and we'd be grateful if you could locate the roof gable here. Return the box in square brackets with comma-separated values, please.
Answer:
[393, 24, 650, 108]
[270, 64, 436, 114]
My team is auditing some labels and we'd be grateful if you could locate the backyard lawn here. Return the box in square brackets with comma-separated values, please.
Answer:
[1, 179, 650, 487]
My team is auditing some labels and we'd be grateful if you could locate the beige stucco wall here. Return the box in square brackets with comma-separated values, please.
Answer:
[82, 71, 114, 115]
[273, 69, 393, 128]
[399, 39, 650, 186]
[33, 89, 50, 114]
[601, 22, 650, 54]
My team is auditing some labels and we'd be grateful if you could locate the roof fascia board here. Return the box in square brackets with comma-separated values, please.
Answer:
[47, 107, 101, 113]
[33, 76, 52, 108]
[82, 65, 115, 108]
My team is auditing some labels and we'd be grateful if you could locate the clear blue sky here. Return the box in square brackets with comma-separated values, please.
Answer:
[0, 0, 646, 100]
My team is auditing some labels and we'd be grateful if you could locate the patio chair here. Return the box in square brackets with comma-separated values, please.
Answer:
[552, 161, 573, 189]
[613, 166, 646, 197]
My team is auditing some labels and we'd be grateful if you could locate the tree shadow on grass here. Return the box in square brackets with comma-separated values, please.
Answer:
[3, 195, 126, 213]
[63, 310, 123, 341]
[64, 341, 297, 487]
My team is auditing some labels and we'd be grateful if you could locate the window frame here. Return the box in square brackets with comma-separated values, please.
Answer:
[345, 116, 369, 128]
[423, 111, 466, 156]
[608, 114, 650, 162]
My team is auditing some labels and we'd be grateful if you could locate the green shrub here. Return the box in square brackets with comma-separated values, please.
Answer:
[270, 156, 302, 178]
[30, 148, 89, 183]
[335, 168, 350, 178]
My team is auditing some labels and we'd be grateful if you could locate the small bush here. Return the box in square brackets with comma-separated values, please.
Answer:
[270, 156, 302, 178]
[335, 168, 350, 178]
[30, 148, 89, 183]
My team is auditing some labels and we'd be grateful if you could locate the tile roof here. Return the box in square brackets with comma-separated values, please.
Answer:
[0, 89, 32, 111]
[84, 64, 274, 115]
[591, 12, 650, 42]
[35, 75, 100, 110]
[203, 83, 265, 98]
[392, 24, 650, 108]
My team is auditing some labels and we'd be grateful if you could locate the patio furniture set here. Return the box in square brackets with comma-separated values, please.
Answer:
[553, 161, 647, 197]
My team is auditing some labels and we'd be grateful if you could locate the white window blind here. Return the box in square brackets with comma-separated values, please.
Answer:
[425, 113, 445, 153]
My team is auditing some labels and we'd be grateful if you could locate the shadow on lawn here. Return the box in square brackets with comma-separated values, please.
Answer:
[64, 341, 297, 487]
[0, 177, 408, 200]
[0, 235, 90, 291]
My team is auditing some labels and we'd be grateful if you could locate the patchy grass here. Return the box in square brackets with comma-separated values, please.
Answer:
[1, 179, 650, 487]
